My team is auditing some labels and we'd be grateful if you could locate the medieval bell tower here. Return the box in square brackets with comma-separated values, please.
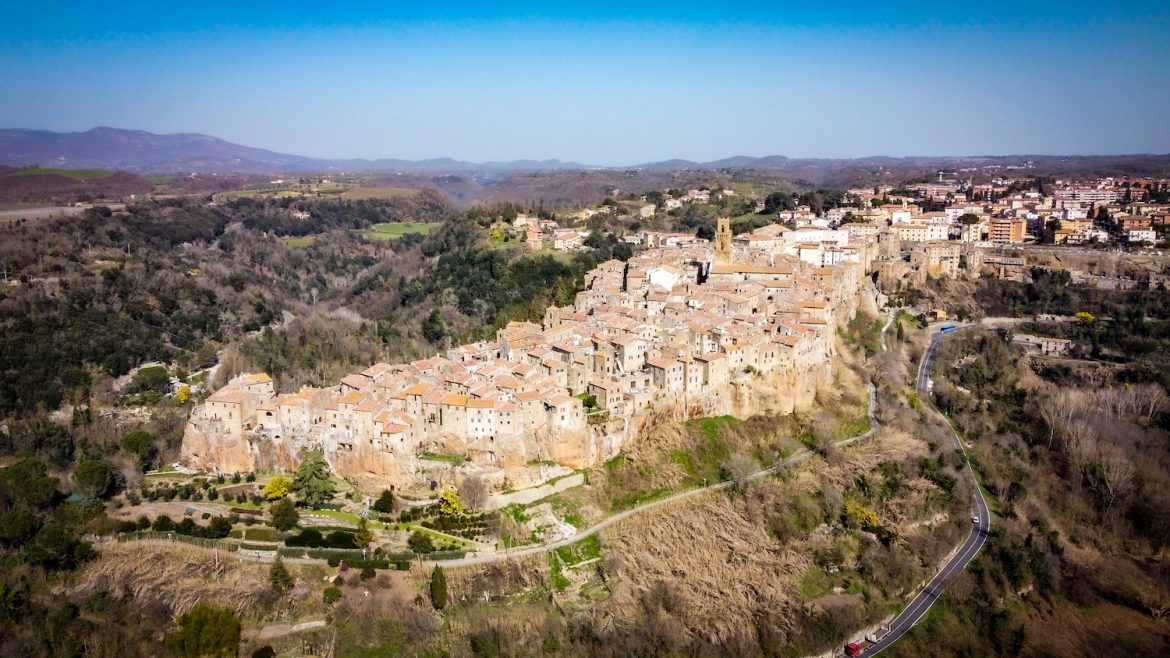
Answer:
[714, 216, 732, 262]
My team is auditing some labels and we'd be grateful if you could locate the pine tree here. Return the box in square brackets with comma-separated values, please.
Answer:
[430, 566, 447, 610]
[353, 517, 374, 549]
[371, 489, 396, 514]
[269, 555, 293, 593]
[291, 450, 334, 508]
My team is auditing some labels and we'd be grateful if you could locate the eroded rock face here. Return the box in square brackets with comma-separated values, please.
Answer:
[180, 358, 835, 493]
[180, 421, 254, 475]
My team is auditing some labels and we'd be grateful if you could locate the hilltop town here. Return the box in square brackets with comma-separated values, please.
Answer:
[181, 216, 870, 493]
[180, 171, 1170, 498]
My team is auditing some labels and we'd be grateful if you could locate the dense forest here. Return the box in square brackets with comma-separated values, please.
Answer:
[0, 187, 649, 447]
[0, 179, 676, 656]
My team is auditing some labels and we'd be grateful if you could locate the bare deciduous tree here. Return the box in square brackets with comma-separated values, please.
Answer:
[1134, 383, 1167, 421]
[1061, 421, 1097, 483]
[721, 452, 760, 492]
[458, 474, 489, 512]
[1093, 448, 1136, 515]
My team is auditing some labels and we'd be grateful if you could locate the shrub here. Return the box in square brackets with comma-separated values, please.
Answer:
[324, 530, 357, 548]
[322, 587, 342, 604]
[408, 531, 435, 554]
[284, 528, 324, 547]
[165, 604, 240, 658]
[263, 476, 290, 500]
[372, 489, 396, 514]
[270, 498, 299, 531]
[360, 567, 376, 581]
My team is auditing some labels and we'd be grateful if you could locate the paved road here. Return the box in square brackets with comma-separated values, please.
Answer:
[858, 325, 992, 657]
[914, 315, 1077, 392]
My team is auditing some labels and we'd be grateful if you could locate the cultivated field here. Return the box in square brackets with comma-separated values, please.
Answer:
[340, 186, 423, 200]
[361, 221, 440, 239]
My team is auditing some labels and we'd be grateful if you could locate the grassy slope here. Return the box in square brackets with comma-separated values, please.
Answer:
[362, 222, 441, 239]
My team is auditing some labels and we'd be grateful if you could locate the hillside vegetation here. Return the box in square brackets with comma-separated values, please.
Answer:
[0, 165, 153, 203]
[885, 287, 1170, 655]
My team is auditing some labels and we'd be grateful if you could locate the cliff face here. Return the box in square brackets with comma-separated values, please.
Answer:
[180, 422, 255, 475]
[179, 358, 833, 493]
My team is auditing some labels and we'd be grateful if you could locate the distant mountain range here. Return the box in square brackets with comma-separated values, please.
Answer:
[2, 127, 1169, 179]
[0, 127, 588, 176]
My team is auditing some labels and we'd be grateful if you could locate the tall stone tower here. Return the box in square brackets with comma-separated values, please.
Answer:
[714, 216, 732, 262]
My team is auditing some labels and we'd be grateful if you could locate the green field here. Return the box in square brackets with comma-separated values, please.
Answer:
[282, 235, 316, 248]
[0, 167, 113, 181]
[341, 186, 422, 200]
[216, 188, 307, 201]
[362, 222, 440, 239]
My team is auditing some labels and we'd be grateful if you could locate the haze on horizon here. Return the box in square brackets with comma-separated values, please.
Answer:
[2, 1, 1168, 166]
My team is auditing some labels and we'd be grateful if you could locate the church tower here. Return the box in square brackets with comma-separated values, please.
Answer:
[714, 216, 732, 262]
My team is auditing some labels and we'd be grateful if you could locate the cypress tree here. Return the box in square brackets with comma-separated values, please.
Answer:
[353, 517, 374, 549]
[269, 555, 293, 593]
[430, 566, 447, 609]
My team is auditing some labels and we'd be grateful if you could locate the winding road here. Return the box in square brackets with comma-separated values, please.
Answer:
[858, 324, 992, 656]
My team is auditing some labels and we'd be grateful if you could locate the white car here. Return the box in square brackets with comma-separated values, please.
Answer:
[972, 515, 980, 524]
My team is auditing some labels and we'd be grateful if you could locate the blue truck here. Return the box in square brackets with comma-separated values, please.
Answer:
[940, 325, 957, 333]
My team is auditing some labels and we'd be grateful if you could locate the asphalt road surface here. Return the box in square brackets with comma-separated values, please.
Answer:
[859, 326, 992, 656]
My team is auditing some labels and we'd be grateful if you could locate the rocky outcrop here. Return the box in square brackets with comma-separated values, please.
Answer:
[180, 421, 254, 475]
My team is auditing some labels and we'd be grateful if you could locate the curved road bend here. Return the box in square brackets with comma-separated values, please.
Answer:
[860, 325, 992, 656]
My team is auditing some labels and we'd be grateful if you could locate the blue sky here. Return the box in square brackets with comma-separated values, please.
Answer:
[1, 1, 1168, 164]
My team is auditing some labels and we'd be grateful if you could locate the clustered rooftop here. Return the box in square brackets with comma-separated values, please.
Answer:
[185, 217, 870, 483]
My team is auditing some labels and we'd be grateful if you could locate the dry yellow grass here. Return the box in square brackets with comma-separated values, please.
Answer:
[585, 412, 938, 646]
[599, 491, 807, 646]
[74, 542, 273, 616]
